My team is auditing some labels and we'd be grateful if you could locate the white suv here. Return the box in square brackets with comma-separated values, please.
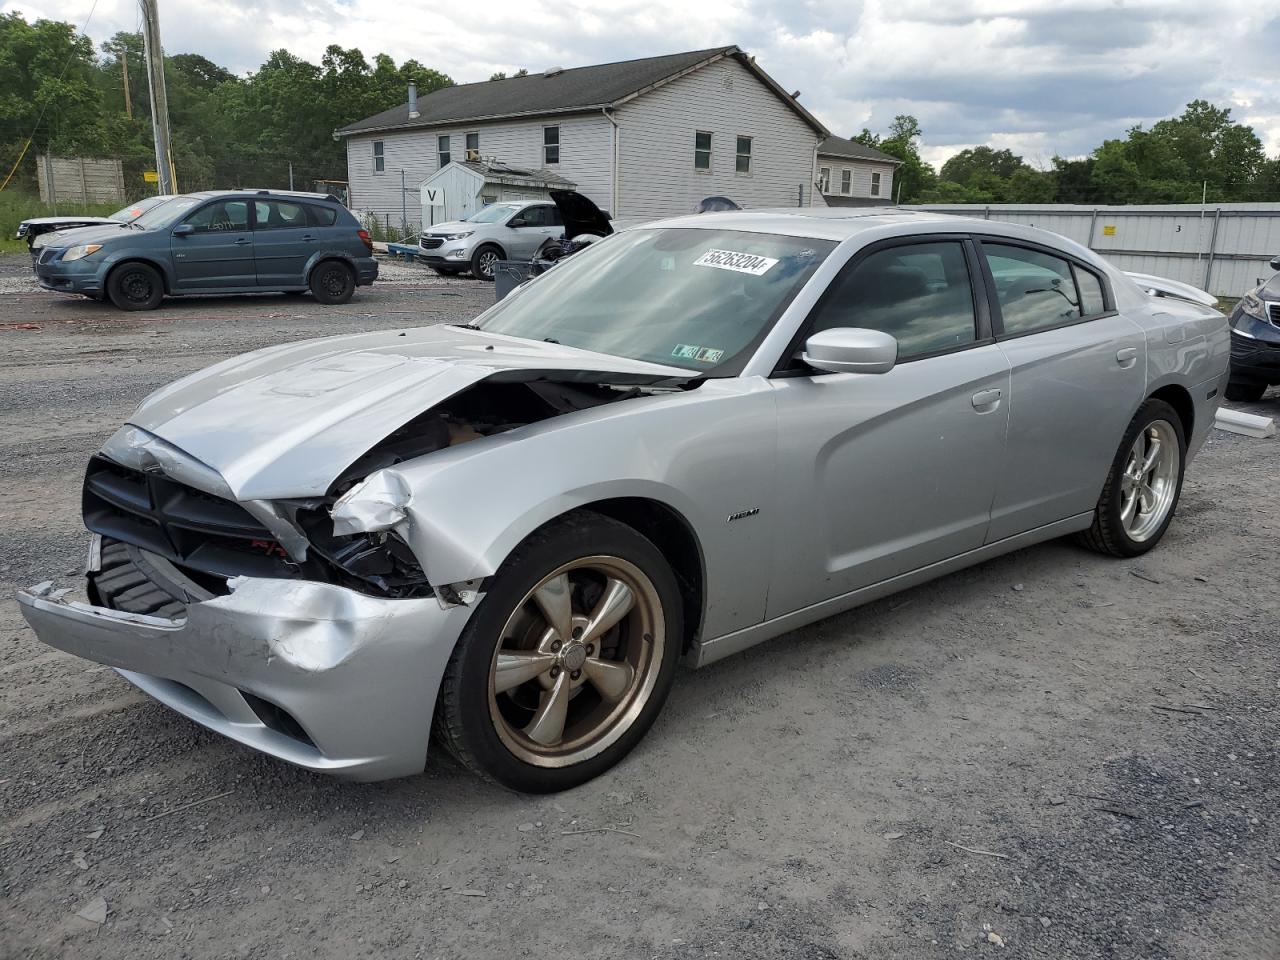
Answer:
[419, 201, 566, 280]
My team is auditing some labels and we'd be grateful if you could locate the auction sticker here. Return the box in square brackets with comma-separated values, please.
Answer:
[672, 344, 725, 363]
[693, 249, 779, 276]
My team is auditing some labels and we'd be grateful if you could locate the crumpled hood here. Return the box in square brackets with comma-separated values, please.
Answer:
[123, 324, 688, 501]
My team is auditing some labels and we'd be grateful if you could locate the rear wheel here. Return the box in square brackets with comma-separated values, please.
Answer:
[470, 245, 501, 281]
[309, 260, 355, 304]
[106, 262, 163, 311]
[1077, 399, 1185, 557]
[434, 512, 682, 792]
[1225, 381, 1266, 402]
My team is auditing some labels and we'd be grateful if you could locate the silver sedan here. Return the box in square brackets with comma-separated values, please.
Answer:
[19, 209, 1229, 792]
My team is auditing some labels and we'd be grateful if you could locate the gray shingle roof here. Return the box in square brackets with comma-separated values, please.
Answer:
[818, 136, 901, 164]
[455, 160, 576, 189]
[337, 46, 826, 137]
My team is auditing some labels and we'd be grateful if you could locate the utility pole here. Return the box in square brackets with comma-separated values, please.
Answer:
[288, 161, 294, 191]
[139, 0, 175, 193]
[121, 51, 133, 119]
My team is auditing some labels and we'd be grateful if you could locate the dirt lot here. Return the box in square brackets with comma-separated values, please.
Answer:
[0, 252, 1276, 960]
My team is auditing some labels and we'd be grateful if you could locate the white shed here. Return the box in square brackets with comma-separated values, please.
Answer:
[419, 160, 577, 228]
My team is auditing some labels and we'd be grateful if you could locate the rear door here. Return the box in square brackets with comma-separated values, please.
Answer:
[171, 199, 254, 290]
[978, 240, 1147, 541]
[766, 237, 1012, 617]
[252, 199, 315, 287]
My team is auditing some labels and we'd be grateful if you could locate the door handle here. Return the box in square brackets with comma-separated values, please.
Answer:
[233, 238, 251, 246]
[300, 235, 316, 242]
[971, 388, 1003, 409]
[1116, 347, 1138, 368]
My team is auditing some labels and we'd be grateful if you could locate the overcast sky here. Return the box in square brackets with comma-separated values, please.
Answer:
[7, 0, 1280, 166]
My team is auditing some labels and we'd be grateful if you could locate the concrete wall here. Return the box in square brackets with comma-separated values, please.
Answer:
[817, 158, 895, 202]
[613, 57, 821, 220]
[36, 156, 126, 205]
[910, 202, 1280, 297]
[345, 113, 614, 230]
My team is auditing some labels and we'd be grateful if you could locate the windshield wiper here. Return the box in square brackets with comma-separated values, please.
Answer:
[451, 322, 481, 330]
[543, 337, 560, 344]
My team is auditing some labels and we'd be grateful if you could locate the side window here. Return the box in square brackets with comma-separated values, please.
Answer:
[1074, 264, 1106, 316]
[736, 136, 752, 174]
[520, 206, 549, 227]
[253, 200, 307, 230]
[983, 243, 1081, 335]
[372, 140, 384, 174]
[840, 169, 851, 194]
[465, 131, 479, 156]
[184, 200, 248, 233]
[437, 135, 450, 167]
[543, 126, 560, 165]
[306, 204, 338, 227]
[694, 131, 711, 170]
[871, 171, 882, 197]
[819, 167, 830, 193]
[546, 205, 563, 226]
[808, 241, 977, 360]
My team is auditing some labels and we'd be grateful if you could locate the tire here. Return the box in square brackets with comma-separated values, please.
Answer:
[432, 266, 461, 277]
[90, 537, 211, 620]
[106, 262, 164, 311]
[470, 245, 501, 282]
[1225, 381, 1266, 402]
[434, 511, 683, 792]
[308, 260, 355, 304]
[1077, 398, 1186, 558]
[538, 242, 565, 262]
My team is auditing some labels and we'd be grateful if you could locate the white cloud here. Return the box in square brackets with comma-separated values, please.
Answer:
[4, 0, 1279, 161]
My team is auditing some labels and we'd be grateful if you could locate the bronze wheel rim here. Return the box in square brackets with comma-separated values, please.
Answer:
[488, 555, 664, 768]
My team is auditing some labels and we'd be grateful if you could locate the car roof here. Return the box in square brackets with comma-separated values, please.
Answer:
[646, 207, 1104, 265]
[180, 189, 341, 203]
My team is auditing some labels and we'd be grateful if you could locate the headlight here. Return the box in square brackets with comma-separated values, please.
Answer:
[1239, 289, 1268, 321]
[61, 243, 102, 262]
[443, 231, 473, 241]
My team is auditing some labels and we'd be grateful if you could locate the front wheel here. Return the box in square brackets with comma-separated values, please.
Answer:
[434, 512, 682, 792]
[106, 262, 163, 311]
[1078, 399, 1185, 557]
[309, 260, 355, 304]
[1225, 381, 1266, 402]
[470, 245, 500, 281]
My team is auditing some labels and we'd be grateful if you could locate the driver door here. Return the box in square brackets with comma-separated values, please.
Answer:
[506, 205, 558, 257]
[766, 237, 1011, 618]
[171, 199, 254, 290]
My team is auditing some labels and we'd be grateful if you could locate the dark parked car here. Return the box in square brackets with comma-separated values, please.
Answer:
[34, 190, 377, 311]
[18, 195, 174, 255]
[1226, 254, 1280, 401]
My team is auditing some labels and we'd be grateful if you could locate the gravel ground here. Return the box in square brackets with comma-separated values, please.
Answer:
[0, 252, 1277, 959]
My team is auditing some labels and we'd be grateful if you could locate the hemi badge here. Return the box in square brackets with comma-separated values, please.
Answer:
[727, 507, 760, 523]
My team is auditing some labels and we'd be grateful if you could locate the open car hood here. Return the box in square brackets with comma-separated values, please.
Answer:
[550, 190, 613, 239]
[118, 324, 688, 501]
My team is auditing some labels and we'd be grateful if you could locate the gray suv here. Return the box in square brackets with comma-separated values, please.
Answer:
[34, 190, 378, 311]
[419, 200, 566, 280]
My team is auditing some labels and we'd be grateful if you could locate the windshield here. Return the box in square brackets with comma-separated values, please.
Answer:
[476, 228, 833, 373]
[131, 195, 201, 230]
[109, 195, 170, 223]
[465, 203, 521, 224]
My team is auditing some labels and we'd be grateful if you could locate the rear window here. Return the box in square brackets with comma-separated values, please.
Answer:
[307, 205, 338, 227]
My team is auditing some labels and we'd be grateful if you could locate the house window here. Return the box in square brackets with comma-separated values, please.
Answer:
[543, 126, 560, 165]
[465, 132, 479, 158]
[735, 136, 752, 174]
[694, 131, 712, 170]
[841, 169, 851, 194]
[871, 171, 882, 197]
[819, 167, 830, 193]
[437, 135, 450, 168]
[372, 140, 384, 174]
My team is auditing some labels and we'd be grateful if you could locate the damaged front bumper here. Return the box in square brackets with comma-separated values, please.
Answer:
[18, 577, 477, 781]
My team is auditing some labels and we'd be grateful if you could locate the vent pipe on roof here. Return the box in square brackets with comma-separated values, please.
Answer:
[544, 66, 564, 77]
[408, 80, 419, 119]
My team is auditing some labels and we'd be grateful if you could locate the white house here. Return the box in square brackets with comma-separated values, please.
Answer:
[816, 136, 901, 206]
[335, 46, 829, 230]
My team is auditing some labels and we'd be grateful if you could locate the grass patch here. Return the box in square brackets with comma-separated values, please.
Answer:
[0, 191, 122, 253]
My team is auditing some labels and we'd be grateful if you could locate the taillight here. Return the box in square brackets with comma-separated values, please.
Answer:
[358, 229, 373, 253]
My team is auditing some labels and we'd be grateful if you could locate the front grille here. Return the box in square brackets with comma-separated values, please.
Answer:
[420, 236, 444, 249]
[37, 247, 58, 265]
[82, 455, 299, 582]
[1269, 303, 1280, 326]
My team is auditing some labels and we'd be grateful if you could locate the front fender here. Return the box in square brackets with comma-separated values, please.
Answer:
[378, 378, 779, 640]
[100, 250, 177, 291]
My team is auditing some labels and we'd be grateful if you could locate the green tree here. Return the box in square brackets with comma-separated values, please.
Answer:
[939, 146, 1024, 185]
[872, 114, 935, 203]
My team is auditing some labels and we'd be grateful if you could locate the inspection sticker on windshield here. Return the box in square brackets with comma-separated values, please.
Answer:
[693, 249, 779, 276]
[672, 344, 725, 363]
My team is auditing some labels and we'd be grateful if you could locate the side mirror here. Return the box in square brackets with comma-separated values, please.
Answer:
[802, 328, 898, 375]
[1270, 255, 1280, 272]
[172, 223, 194, 237]
[508, 217, 527, 228]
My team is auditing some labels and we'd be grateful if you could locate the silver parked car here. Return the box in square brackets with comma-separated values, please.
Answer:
[19, 209, 1229, 792]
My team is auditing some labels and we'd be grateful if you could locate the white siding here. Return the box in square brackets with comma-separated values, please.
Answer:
[613, 57, 821, 220]
[817, 158, 896, 201]
[346, 113, 614, 229]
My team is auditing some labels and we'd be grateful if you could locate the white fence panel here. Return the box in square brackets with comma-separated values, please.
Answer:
[909, 202, 1280, 297]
